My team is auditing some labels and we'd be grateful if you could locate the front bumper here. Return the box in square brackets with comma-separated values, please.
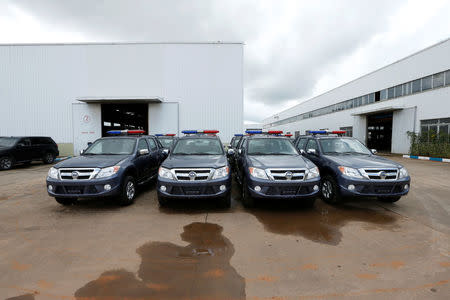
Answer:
[157, 176, 231, 199]
[337, 176, 411, 197]
[46, 176, 122, 198]
[246, 176, 320, 199]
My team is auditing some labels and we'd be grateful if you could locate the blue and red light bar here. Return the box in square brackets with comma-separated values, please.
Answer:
[307, 130, 346, 135]
[245, 130, 284, 135]
[107, 129, 146, 135]
[285, 134, 293, 137]
[234, 134, 244, 136]
[156, 133, 176, 136]
[182, 130, 219, 135]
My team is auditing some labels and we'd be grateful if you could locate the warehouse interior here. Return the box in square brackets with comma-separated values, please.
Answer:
[367, 112, 393, 152]
[101, 103, 148, 136]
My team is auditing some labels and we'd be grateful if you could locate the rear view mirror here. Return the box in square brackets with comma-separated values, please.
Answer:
[80, 150, 84, 155]
[371, 149, 377, 154]
[307, 149, 317, 155]
[162, 148, 169, 155]
[299, 149, 305, 155]
[139, 149, 149, 155]
[227, 148, 235, 156]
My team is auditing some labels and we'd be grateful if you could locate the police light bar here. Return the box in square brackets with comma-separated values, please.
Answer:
[245, 130, 263, 134]
[182, 130, 198, 134]
[165, 134, 176, 136]
[285, 134, 293, 137]
[308, 130, 327, 134]
[155, 134, 164, 136]
[182, 130, 219, 135]
[331, 130, 346, 134]
[203, 130, 219, 134]
[234, 134, 244, 136]
[107, 129, 146, 135]
[268, 130, 283, 134]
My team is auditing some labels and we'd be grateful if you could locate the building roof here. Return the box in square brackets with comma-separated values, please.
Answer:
[0, 41, 244, 47]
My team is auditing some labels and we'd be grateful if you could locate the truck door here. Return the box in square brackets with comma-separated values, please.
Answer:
[135, 139, 151, 181]
[146, 138, 160, 176]
[15, 138, 32, 162]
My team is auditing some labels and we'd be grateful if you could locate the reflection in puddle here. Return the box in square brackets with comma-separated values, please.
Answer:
[75, 222, 246, 300]
[249, 200, 398, 245]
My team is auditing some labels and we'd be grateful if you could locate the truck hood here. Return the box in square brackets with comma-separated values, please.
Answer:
[162, 155, 227, 169]
[54, 155, 129, 169]
[248, 155, 310, 169]
[323, 154, 402, 169]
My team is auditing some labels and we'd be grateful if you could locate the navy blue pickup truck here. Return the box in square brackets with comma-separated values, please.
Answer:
[157, 130, 232, 208]
[234, 130, 320, 207]
[46, 131, 168, 206]
[294, 131, 410, 203]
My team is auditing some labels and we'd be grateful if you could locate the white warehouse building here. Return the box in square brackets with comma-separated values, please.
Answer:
[0, 42, 243, 156]
[263, 38, 450, 154]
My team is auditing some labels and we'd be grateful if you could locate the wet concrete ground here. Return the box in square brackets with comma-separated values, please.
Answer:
[0, 157, 449, 299]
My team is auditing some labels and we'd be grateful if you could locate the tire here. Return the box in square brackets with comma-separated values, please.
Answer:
[219, 192, 231, 209]
[43, 152, 55, 164]
[320, 175, 342, 204]
[241, 177, 255, 208]
[117, 176, 136, 206]
[0, 156, 13, 170]
[158, 194, 169, 207]
[377, 196, 401, 203]
[55, 197, 76, 206]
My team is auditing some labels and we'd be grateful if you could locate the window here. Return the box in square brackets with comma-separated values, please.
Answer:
[147, 138, 158, 151]
[412, 79, 421, 93]
[422, 76, 432, 91]
[297, 138, 307, 150]
[375, 91, 381, 102]
[368, 93, 375, 103]
[380, 89, 387, 100]
[395, 85, 402, 97]
[340, 126, 353, 137]
[433, 72, 444, 88]
[446, 70, 450, 86]
[403, 82, 411, 95]
[306, 139, 319, 152]
[420, 118, 450, 142]
[388, 87, 395, 99]
[362, 95, 368, 105]
[137, 139, 149, 151]
[18, 138, 31, 146]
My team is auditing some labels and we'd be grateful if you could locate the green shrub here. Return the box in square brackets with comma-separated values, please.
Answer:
[407, 131, 450, 158]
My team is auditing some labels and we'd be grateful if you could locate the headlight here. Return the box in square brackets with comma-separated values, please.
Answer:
[158, 167, 174, 180]
[96, 166, 120, 178]
[306, 167, 320, 180]
[249, 167, 268, 180]
[338, 166, 363, 179]
[212, 166, 229, 179]
[398, 167, 408, 178]
[48, 167, 59, 179]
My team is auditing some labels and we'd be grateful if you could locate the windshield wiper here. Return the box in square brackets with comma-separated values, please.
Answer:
[342, 151, 369, 155]
[82, 153, 97, 155]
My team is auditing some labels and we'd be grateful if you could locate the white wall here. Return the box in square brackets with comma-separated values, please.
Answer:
[0, 43, 243, 146]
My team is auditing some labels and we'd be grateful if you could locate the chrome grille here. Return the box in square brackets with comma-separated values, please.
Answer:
[173, 168, 213, 181]
[359, 168, 398, 180]
[58, 168, 99, 180]
[266, 168, 306, 181]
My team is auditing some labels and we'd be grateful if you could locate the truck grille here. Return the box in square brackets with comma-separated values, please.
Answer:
[173, 168, 213, 181]
[360, 168, 398, 180]
[266, 169, 306, 181]
[58, 168, 99, 180]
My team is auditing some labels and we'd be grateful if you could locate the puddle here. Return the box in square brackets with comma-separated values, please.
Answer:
[74, 222, 246, 299]
[249, 200, 399, 245]
[5, 294, 35, 300]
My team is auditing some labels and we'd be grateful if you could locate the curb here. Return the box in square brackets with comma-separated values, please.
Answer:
[54, 156, 71, 162]
[402, 155, 450, 163]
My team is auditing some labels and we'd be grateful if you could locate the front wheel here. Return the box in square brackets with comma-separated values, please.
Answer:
[377, 196, 401, 203]
[55, 197, 76, 206]
[43, 152, 55, 164]
[320, 175, 342, 204]
[241, 177, 255, 208]
[117, 176, 136, 206]
[0, 156, 13, 170]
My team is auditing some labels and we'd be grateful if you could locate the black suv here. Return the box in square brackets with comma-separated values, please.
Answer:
[46, 131, 168, 206]
[234, 130, 320, 207]
[0, 136, 59, 170]
[294, 131, 410, 203]
[157, 130, 232, 208]
[155, 134, 178, 149]
[227, 134, 243, 171]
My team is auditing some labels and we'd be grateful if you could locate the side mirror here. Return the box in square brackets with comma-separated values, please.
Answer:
[80, 149, 84, 155]
[227, 148, 235, 156]
[371, 149, 377, 154]
[306, 149, 317, 155]
[299, 149, 305, 155]
[87, 142, 92, 146]
[162, 148, 169, 155]
[238, 149, 242, 155]
[139, 149, 149, 156]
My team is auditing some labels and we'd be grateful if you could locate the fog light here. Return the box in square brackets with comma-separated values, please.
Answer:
[313, 185, 319, 191]
[254, 185, 261, 192]
[160, 185, 167, 192]
[219, 185, 226, 191]
[348, 184, 355, 191]
[404, 184, 409, 190]
[48, 185, 53, 191]
[104, 184, 111, 191]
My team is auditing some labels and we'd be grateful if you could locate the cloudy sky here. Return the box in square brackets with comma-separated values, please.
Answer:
[1, 0, 449, 124]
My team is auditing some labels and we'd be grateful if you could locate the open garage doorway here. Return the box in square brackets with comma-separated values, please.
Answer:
[367, 112, 393, 152]
[101, 103, 148, 137]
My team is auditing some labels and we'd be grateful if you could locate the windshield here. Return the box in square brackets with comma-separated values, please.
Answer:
[247, 138, 298, 155]
[158, 138, 174, 148]
[84, 138, 137, 155]
[231, 137, 241, 148]
[319, 138, 371, 155]
[172, 138, 223, 155]
[0, 137, 19, 147]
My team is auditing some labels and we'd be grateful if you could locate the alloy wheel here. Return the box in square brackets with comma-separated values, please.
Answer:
[1, 158, 12, 169]
[126, 181, 135, 200]
[322, 181, 332, 199]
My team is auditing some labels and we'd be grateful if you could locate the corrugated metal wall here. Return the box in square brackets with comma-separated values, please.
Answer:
[0, 43, 243, 144]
